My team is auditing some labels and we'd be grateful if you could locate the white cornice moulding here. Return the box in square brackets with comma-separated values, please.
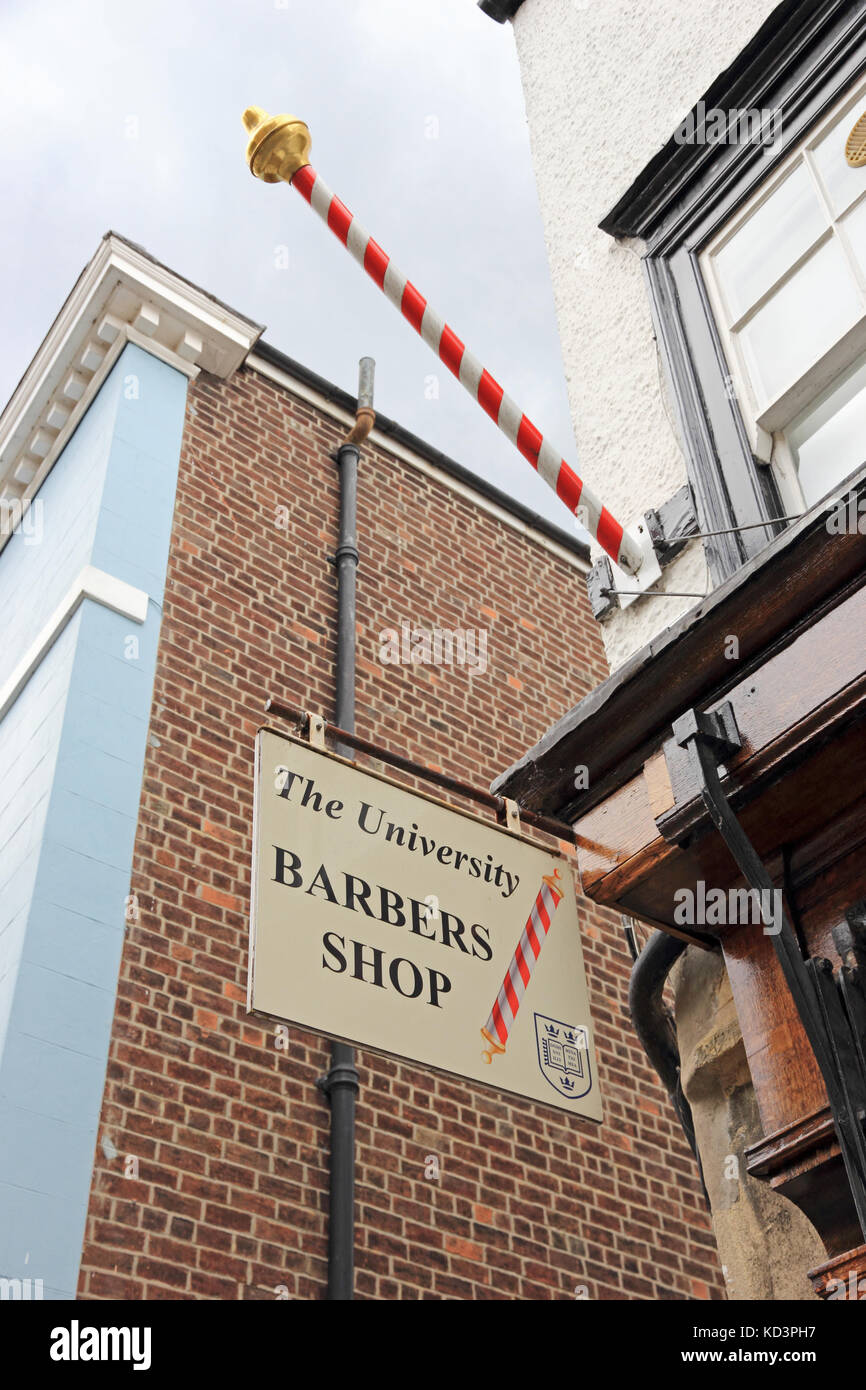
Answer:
[0, 565, 149, 723]
[248, 353, 590, 575]
[0, 233, 264, 527]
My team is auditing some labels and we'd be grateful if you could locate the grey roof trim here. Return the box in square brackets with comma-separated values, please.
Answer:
[253, 340, 590, 565]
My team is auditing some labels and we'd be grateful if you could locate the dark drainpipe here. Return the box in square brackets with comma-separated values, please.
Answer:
[316, 358, 375, 1301]
[629, 929, 713, 1209]
[628, 931, 697, 1159]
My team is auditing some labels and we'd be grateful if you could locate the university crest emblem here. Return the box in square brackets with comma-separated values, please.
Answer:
[534, 1013, 592, 1100]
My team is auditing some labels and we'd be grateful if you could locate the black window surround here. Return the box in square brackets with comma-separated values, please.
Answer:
[601, 0, 866, 584]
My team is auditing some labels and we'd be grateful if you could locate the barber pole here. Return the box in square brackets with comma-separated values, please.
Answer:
[480, 868, 565, 1063]
[241, 107, 642, 575]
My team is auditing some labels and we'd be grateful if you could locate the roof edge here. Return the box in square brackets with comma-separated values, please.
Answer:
[478, 0, 526, 23]
[0, 231, 263, 524]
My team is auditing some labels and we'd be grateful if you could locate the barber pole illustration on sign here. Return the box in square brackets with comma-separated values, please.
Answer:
[482, 871, 568, 1059]
[249, 727, 602, 1118]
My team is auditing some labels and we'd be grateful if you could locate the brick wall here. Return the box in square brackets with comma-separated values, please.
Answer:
[76, 363, 723, 1300]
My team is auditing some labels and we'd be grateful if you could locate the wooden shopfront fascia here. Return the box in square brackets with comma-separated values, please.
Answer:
[493, 464, 866, 1296]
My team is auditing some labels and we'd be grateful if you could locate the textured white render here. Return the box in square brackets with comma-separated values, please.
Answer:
[512, 0, 778, 669]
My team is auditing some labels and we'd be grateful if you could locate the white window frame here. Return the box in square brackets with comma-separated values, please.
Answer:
[701, 72, 866, 515]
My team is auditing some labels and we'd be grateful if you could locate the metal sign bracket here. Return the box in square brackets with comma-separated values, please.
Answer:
[669, 701, 866, 1242]
[305, 711, 326, 749]
[502, 798, 522, 835]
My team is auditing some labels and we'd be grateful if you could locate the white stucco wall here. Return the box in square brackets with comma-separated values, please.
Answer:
[512, 0, 779, 669]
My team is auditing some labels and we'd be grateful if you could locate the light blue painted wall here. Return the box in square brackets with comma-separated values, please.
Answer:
[0, 359, 123, 694]
[0, 613, 81, 1063]
[0, 342, 187, 1299]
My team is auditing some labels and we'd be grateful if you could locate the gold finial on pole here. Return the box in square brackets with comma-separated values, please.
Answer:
[541, 868, 563, 898]
[242, 106, 312, 184]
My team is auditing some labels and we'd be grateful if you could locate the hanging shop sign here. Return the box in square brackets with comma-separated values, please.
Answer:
[249, 726, 602, 1118]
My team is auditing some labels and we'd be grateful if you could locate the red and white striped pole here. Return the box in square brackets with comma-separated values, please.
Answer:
[480, 868, 565, 1064]
[242, 107, 642, 576]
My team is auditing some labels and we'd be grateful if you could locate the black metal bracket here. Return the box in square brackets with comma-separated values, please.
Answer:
[644, 483, 699, 564]
[587, 555, 617, 621]
[672, 701, 866, 1241]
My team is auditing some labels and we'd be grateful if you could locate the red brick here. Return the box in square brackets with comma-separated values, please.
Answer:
[72, 363, 722, 1305]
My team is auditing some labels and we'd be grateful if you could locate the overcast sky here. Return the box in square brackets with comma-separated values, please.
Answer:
[0, 0, 582, 538]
